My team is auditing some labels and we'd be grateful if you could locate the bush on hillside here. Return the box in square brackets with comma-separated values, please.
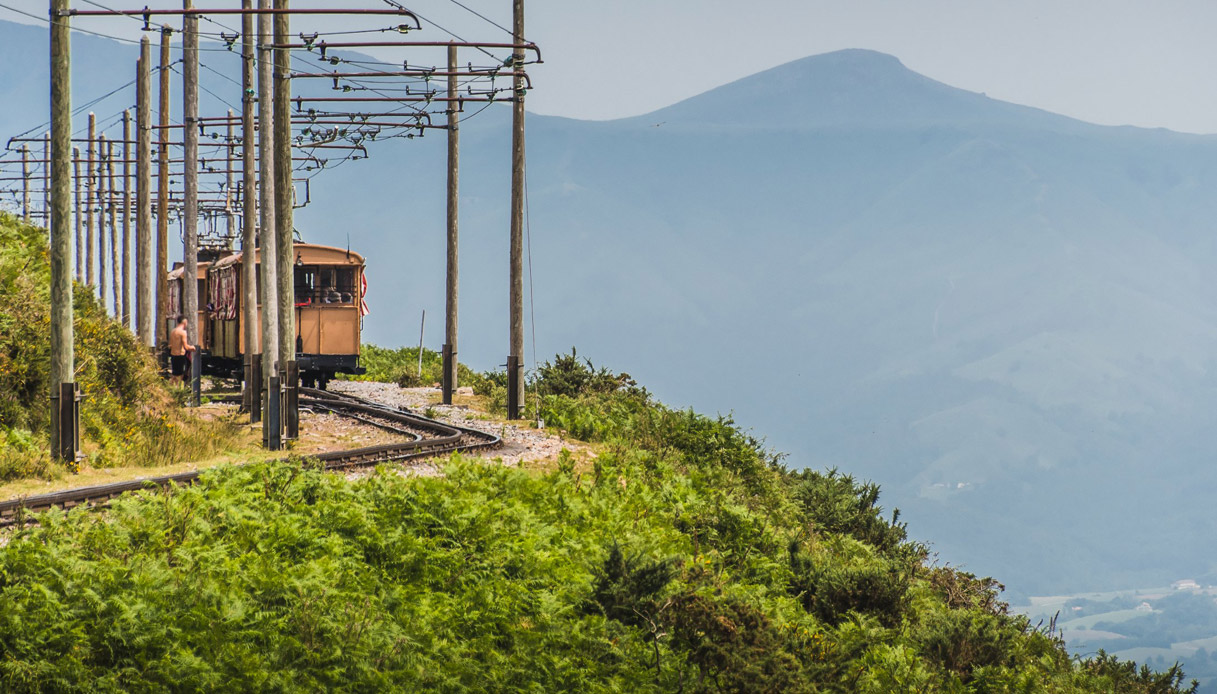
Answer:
[0, 213, 234, 479]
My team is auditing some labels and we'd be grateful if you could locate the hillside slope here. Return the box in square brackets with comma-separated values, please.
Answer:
[0, 356, 1198, 692]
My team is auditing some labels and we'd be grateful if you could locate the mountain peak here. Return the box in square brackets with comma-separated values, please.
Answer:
[641, 49, 1076, 131]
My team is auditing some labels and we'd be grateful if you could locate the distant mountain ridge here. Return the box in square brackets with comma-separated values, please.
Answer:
[640, 48, 1088, 131]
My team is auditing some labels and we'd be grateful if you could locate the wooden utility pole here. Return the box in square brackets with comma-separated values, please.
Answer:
[86, 113, 96, 290]
[507, 0, 526, 420]
[97, 134, 108, 312]
[241, 0, 259, 420]
[50, 0, 78, 462]
[43, 133, 50, 224]
[442, 42, 459, 405]
[72, 148, 82, 282]
[225, 110, 235, 239]
[20, 145, 30, 222]
[106, 140, 119, 316]
[274, 0, 295, 385]
[182, 0, 199, 356]
[156, 25, 172, 348]
[121, 110, 132, 329]
[137, 37, 153, 347]
[259, 0, 281, 448]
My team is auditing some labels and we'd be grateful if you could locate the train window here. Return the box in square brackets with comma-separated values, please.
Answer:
[295, 266, 317, 305]
[291, 266, 356, 305]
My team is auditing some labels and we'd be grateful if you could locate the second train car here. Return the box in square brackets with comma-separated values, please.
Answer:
[167, 243, 368, 388]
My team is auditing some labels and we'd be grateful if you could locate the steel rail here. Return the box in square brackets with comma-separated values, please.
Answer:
[0, 389, 501, 526]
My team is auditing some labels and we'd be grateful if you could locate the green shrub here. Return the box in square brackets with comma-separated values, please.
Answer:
[0, 213, 236, 478]
[788, 541, 912, 628]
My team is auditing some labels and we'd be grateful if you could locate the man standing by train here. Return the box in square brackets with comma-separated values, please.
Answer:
[169, 317, 195, 386]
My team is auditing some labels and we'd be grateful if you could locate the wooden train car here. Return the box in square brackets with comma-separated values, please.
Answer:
[167, 243, 367, 388]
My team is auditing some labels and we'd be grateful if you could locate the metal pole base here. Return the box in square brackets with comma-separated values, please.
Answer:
[249, 354, 262, 424]
[264, 374, 281, 451]
[50, 382, 81, 467]
[506, 354, 521, 420]
[442, 343, 454, 405]
[285, 361, 299, 441]
[191, 350, 202, 407]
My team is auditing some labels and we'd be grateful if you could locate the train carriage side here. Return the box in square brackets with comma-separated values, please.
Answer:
[173, 244, 367, 387]
[291, 244, 368, 388]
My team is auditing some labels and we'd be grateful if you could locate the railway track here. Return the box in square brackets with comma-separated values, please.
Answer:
[0, 388, 501, 527]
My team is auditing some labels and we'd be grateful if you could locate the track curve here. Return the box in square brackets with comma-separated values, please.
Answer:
[0, 388, 501, 526]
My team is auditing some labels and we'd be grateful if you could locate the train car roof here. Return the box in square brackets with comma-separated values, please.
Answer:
[167, 261, 212, 281]
[209, 243, 365, 271]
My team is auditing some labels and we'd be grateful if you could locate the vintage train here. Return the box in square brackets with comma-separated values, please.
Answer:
[167, 243, 368, 389]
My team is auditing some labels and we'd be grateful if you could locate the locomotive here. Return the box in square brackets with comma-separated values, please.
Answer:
[167, 243, 368, 389]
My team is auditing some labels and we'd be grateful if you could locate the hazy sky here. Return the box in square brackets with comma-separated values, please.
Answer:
[4, 0, 1217, 132]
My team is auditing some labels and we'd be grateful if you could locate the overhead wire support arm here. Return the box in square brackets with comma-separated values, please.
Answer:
[285, 39, 542, 63]
[64, 7, 420, 25]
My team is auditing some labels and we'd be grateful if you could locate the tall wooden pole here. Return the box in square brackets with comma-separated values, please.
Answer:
[97, 134, 108, 312]
[20, 145, 30, 222]
[241, 0, 259, 420]
[86, 112, 95, 290]
[50, 0, 76, 462]
[72, 148, 82, 282]
[273, 0, 294, 378]
[507, 0, 526, 419]
[156, 26, 172, 348]
[442, 42, 460, 405]
[121, 110, 132, 329]
[107, 140, 119, 316]
[182, 0, 199, 355]
[43, 132, 50, 224]
[225, 110, 236, 240]
[259, 0, 281, 447]
[137, 37, 153, 347]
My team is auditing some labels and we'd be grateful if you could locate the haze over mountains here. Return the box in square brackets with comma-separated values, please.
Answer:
[2, 20, 1215, 597]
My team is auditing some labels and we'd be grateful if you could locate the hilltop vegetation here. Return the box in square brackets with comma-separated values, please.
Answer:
[0, 213, 233, 482]
[0, 348, 1197, 691]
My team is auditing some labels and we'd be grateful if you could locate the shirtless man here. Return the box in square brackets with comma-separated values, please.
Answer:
[168, 317, 195, 385]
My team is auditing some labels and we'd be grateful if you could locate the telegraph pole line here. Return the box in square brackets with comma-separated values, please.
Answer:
[73, 147, 82, 282]
[107, 139, 119, 317]
[507, 0, 526, 420]
[86, 112, 95, 290]
[156, 25, 172, 350]
[50, 0, 78, 462]
[20, 145, 30, 222]
[97, 134, 108, 312]
[241, 0, 260, 421]
[274, 0, 296, 440]
[137, 36, 153, 347]
[259, 0, 281, 448]
[225, 110, 235, 239]
[442, 42, 459, 405]
[43, 132, 50, 224]
[122, 109, 132, 329]
[182, 0, 201, 409]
